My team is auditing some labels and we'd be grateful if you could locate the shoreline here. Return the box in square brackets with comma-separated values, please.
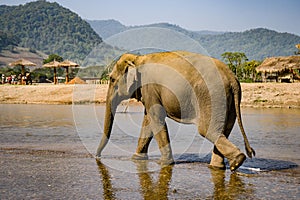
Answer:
[0, 83, 300, 108]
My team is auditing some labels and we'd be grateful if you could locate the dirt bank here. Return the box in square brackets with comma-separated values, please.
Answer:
[241, 83, 300, 108]
[0, 83, 299, 108]
[0, 84, 108, 105]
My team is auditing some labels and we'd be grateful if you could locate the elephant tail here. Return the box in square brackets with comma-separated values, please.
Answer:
[233, 81, 256, 158]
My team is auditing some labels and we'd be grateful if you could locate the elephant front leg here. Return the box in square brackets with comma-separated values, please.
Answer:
[133, 108, 175, 166]
[149, 104, 174, 166]
[132, 115, 153, 160]
[153, 123, 174, 166]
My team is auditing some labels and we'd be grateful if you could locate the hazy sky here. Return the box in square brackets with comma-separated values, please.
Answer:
[1, 0, 299, 35]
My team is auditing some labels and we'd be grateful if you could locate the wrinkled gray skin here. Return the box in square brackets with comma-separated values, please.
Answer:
[96, 51, 255, 170]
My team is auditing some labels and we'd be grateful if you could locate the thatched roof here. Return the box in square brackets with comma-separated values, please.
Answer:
[43, 60, 61, 68]
[9, 58, 37, 67]
[59, 60, 79, 67]
[256, 55, 300, 73]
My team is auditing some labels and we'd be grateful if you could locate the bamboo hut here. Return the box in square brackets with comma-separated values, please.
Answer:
[256, 55, 300, 82]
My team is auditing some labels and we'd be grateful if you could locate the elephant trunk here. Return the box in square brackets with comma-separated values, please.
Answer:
[96, 88, 116, 158]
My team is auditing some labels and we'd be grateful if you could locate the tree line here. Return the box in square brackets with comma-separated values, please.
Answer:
[221, 52, 261, 82]
[2, 49, 298, 83]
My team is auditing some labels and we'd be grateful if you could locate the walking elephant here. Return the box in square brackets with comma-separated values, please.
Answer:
[96, 51, 255, 171]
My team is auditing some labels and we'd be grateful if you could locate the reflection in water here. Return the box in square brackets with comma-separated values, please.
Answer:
[96, 160, 116, 200]
[209, 168, 254, 200]
[96, 159, 173, 199]
[134, 160, 173, 200]
[96, 158, 256, 199]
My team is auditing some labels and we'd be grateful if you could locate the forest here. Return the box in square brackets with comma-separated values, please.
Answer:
[89, 20, 300, 60]
[0, 0, 102, 62]
[0, 31, 20, 51]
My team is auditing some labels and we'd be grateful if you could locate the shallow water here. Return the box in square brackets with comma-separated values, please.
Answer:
[0, 104, 299, 199]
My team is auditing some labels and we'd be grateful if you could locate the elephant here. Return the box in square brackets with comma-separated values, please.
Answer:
[96, 51, 255, 171]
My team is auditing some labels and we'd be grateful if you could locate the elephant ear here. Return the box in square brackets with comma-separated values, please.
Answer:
[125, 61, 137, 94]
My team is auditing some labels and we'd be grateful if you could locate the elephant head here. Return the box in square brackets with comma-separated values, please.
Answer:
[96, 53, 141, 157]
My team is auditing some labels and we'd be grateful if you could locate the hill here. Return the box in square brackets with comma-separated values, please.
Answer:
[87, 19, 127, 39]
[0, 0, 102, 62]
[88, 20, 300, 60]
[0, 31, 20, 52]
[196, 28, 300, 60]
[0, 46, 46, 68]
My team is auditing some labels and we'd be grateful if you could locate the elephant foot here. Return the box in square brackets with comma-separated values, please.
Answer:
[229, 153, 246, 172]
[159, 158, 175, 167]
[209, 149, 226, 170]
[95, 155, 101, 160]
[131, 153, 148, 160]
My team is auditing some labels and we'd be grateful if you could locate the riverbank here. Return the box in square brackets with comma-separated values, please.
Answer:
[240, 83, 300, 108]
[0, 83, 299, 108]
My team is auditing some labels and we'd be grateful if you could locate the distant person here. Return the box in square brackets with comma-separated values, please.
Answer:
[1, 74, 5, 84]
[26, 73, 32, 85]
[7, 76, 12, 84]
[22, 75, 27, 85]
[18, 74, 22, 84]
[11, 75, 16, 84]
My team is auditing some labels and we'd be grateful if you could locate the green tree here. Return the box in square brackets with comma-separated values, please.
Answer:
[43, 54, 63, 64]
[242, 60, 261, 82]
[0, 31, 20, 51]
[221, 52, 248, 79]
[100, 67, 110, 80]
[0, 65, 27, 77]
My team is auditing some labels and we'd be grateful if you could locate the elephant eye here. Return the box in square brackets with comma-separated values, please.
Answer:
[110, 77, 116, 83]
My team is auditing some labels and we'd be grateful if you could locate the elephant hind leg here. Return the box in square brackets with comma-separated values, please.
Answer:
[197, 126, 226, 169]
[209, 135, 246, 171]
[209, 146, 226, 170]
[209, 111, 237, 170]
[200, 128, 245, 171]
[214, 135, 246, 171]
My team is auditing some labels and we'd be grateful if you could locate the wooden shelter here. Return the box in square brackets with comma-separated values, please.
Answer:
[9, 58, 37, 85]
[43, 60, 61, 84]
[256, 55, 300, 82]
[58, 60, 79, 83]
[9, 58, 36, 75]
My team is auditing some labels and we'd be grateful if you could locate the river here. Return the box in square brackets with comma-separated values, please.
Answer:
[0, 104, 299, 199]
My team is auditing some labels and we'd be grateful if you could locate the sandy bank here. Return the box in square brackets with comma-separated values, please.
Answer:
[0, 83, 299, 108]
[0, 84, 108, 105]
[240, 83, 300, 108]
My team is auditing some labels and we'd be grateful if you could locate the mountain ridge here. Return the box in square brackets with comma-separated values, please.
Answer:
[88, 19, 300, 60]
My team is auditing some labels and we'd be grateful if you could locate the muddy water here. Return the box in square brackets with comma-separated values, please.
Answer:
[0, 104, 299, 199]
